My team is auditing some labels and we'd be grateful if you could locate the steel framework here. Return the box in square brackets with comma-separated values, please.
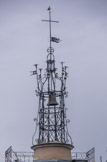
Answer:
[31, 7, 72, 145]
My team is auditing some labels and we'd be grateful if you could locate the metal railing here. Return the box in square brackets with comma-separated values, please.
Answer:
[5, 146, 95, 162]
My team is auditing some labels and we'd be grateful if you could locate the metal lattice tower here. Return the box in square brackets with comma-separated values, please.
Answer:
[32, 7, 72, 145]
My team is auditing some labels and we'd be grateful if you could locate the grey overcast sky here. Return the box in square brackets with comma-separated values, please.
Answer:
[0, 0, 107, 161]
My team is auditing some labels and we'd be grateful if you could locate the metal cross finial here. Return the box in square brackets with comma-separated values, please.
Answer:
[42, 7, 59, 51]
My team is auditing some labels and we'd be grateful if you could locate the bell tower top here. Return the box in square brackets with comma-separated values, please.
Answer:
[31, 7, 73, 146]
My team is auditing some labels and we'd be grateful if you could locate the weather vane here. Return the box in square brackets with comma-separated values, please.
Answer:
[42, 6, 61, 49]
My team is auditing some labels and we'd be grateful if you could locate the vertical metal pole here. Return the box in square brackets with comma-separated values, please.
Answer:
[42, 94, 44, 142]
[54, 105, 57, 140]
[48, 8, 52, 142]
[49, 8, 53, 91]
[100, 156, 102, 162]
[49, 8, 51, 50]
